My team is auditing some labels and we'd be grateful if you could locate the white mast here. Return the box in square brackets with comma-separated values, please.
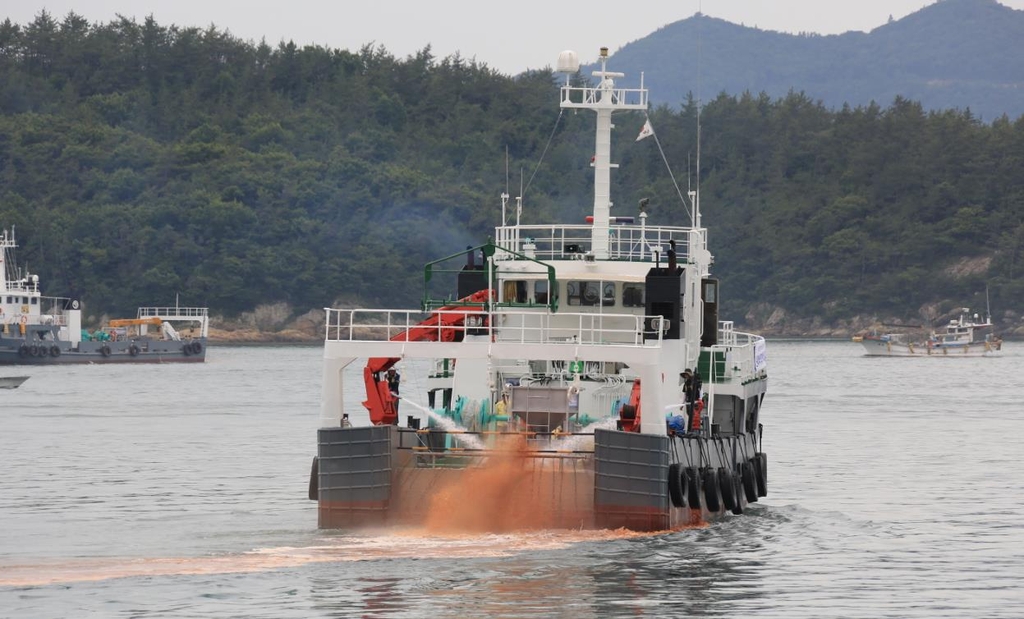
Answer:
[557, 47, 647, 259]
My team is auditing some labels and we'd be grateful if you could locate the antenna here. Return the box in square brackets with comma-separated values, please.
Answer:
[986, 284, 992, 323]
[501, 145, 510, 226]
[695, 0, 703, 229]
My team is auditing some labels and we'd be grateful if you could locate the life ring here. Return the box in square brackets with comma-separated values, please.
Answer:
[50, 345, 61, 357]
[19, 315, 27, 325]
[128, 344, 139, 356]
[667, 463, 685, 508]
[755, 452, 768, 497]
[18, 344, 29, 357]
[703, 468, 722, 512]
[741, 460, 759, 503]
[191, 341, 202, 355]
[717, 466, 738, 512]
[100, 345, 111, 357]
[685, 467, 702, 509]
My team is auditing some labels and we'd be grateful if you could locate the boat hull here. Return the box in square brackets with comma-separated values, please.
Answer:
[860, 337, 1001, 357]
[313, 424, 765, 532]
[0, 338, 207, 365]
[0, 375, 29, 388]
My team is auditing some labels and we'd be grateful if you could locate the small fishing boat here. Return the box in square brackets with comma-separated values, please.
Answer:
[0, 228, 208, 365]
[308, 47, 768, 532]
[857, 308, 1002, 357]
[0, 375, 29, 388]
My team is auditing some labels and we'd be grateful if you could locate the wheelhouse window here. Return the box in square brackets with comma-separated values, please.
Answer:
[567, 281, 582, 306]
[568, 281, 614, 307]
[30, 297, 38, 305]
[623, 283, 644, 307]
[602, 282, 615, 307]
[503, 280, 528, 304]
[534, 281, 549, 305]
[703, 281, 718, 303]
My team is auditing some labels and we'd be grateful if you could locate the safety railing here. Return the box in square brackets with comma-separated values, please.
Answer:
[324, 307, 666, 348]
[138, 307, 209, 320]
[395, 427, 598, 462]
[493, 224, 694, 262]
[707, 321, 767, 384]
[560, 84, 648, 109]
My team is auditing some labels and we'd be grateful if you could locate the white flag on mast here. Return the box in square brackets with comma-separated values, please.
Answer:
[635, 119, 654, 141]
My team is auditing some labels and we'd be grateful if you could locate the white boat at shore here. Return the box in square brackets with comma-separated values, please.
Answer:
[0, 228, 209, 365]
[856, 308, 1002, 357]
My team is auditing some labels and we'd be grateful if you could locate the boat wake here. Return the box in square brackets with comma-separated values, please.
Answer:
[0, 529, 661, 587]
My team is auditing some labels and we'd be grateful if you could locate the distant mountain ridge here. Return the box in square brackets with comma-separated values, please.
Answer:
[596, 0, 1024, 121]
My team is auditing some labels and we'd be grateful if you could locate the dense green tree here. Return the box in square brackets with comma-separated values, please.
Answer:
[1, 12, 1023, 327]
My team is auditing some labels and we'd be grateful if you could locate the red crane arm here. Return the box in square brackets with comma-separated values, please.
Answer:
[362, 289, 493, 426]
[617, 378, 642, 433]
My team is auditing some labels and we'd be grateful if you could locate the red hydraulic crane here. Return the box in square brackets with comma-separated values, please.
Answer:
[617, 378, 642, 433]
[362, 289, 494, 425]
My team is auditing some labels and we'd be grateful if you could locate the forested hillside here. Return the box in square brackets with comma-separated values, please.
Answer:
[2, 12, 1023, 333]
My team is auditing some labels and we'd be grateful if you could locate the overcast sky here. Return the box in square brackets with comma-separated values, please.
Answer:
[7, 1, 1024, 75]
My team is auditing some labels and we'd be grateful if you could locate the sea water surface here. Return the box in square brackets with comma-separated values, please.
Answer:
[2, 342, 1023, 617]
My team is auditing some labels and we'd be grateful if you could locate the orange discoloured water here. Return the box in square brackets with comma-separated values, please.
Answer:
[0, 528, 660, 587]
[420, 435, 592, 533]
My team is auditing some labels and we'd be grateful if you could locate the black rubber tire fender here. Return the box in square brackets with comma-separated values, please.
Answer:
[685, 467, 702, 509]
[703, 468, 722, 512]
[29, 345, 40, 357]
[50, 345, 61, 357]
[100, 345, 111, 357]
[742, 460, 759, 503]
[755, 452, 768, 497]
[18, 344, 29, 357]
[129, 344, 139, 356]
[667, 463, 685, 508]
[191, 341, 202, 355]
[183, 343, 191, 356]
[730, 473, 745, 515]
[718, 466, 737, 512]
[308, 456, 319, 501]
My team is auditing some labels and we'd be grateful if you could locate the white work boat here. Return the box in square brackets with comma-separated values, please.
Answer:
[310, 47, 769, 531]
[858, 308, 1002, 357]
[0, 228, 208, 365]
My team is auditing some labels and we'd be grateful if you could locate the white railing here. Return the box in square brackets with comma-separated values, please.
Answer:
[494, 224, 693, 262]
[708, 321, 767, 383]
[560, 85, 648, 109]
[324, 308, 666, 348]
[138, 307, 209, 320]
[3, 281, 41, 293]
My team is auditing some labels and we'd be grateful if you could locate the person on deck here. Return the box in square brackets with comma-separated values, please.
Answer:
[680, 369, 696, 432]
[386, 368, 401, 411]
